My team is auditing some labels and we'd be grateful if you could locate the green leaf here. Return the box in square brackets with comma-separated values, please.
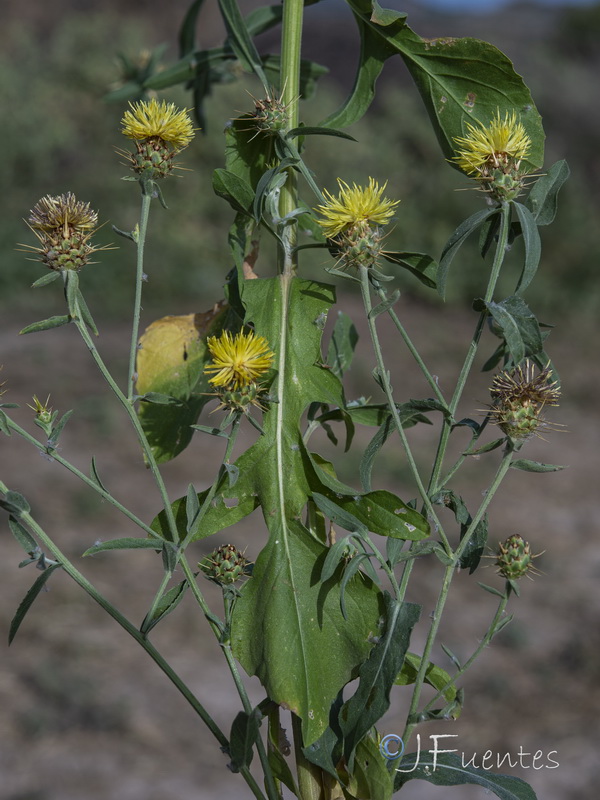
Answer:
[438, 208, 496, 299]
[212, 168, 255, 216]
[47, 409, 74, 449]
[8, 516, 38, 555]
[217, 0, 269, 87]
[327, 311, 359, 380]
[395, 751, 538, 799]
[31, 271, 60, 288]
[360, 414, 394, 492]
[510, 459, 566, 473]
[178, 0, 208, 56]
[82, 537, 163, 556]
[64, 270, 79, 317]
[320, 15, 402, 129]
[395, 652, 457, 703]
[0, 410, 10, 436]
[75, 290, 99, 336]
[228, 708, 262, 772]
[339, 595, 420, 767]
[286, 126, 357, 142]
[230, 276, 385, 745]
[0, 490, 30, 516]
[9, 562, 62, 644]
[383, 251, 438, 289]
[233, 524, 384, 745]
[526, 159, 570, 225]
[19, 315, 71, 335]
[513, 202, 541, 294]
[345, 733, 394, 800]
[434, 490, 486, 573]
[484, 295, 544, 363]
[140, 580, 188, 635]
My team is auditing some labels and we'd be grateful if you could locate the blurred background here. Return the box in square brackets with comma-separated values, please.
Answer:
[1, 1, 598, 798]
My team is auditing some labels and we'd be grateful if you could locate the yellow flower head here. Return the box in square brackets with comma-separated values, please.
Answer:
[121, 98, 195, 150]
[316, 178, 400, 238]
[453, 110, 531, 176]
[205, 331, 274, 390]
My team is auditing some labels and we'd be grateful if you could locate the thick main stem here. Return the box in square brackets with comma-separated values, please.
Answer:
[278, 0, 304, 276]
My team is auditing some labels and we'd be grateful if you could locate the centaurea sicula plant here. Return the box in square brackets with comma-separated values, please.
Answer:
[1, 2, 570, 799]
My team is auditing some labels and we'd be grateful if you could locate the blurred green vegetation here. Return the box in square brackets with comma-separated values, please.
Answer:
[1, 6, 599, 323]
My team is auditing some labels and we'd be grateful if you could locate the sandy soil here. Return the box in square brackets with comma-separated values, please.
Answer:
[0, 293, 597, 800]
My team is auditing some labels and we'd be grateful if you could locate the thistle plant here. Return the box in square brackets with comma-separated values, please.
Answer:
[1, 2, 570, 800]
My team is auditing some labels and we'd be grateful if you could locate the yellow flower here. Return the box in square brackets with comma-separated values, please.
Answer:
[316, 178, 399, 238]
[205, 331, 274, 390]
[121, 98, 195, 150]
[453, 110, 531, 176]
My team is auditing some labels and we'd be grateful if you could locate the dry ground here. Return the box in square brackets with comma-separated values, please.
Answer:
[1, 293, 597, 800]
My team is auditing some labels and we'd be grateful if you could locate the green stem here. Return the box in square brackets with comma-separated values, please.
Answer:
[179, 414, 242, 551]
[292, 714, 324, 800]
[427, 202, 512, 498]
[128, 191, 152, 402]
[178, 556, 279, 800]
[278, 0, 304, 276]
[359, 266, 448, 551]
[71, 300, 179, 544]
[11, 506, 226, 748]
[401, 446, 514, 745]
[378, 288, 447, 407]
[5, 417, 157, 537]
[421, 589, 510, 714]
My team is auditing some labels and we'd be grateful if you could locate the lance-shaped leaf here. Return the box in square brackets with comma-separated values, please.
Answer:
[230, 277, 386, 746]
[339, 594, 420, 767]
[395, 751, 538, 799]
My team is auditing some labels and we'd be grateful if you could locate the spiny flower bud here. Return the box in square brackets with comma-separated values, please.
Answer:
[23, 193, 103, 272]
[246, 91, 289, 136]
[495, 534, 541, 580]
[199, 544, 250, 585]
[489, 360, 561, 442]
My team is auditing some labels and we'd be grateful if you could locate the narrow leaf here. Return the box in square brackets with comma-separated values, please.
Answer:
[395, 751, 539, 799]
[185, 484, 200, 532]
[0, 490, 30, 515]
[513, 202, 541, 294]
[438, 209, 496, 299]
[340, 595, 421, 768]
[9, 563, 62, 644]
[286, 126, 357, 141]
[83, 537, 163, 556]
[217, 0, 268, 87]
[526, 159, 570, 225]
[228, 708, 262, 772]
[8, 516, 38, 555]
[19, 315, 71, 335]
[140, 580, 188, 635]
[311, 492, 367, 536]
[48, 409, 74, 448]
[510, 459, 566, 473]
[0, 410, 10, 436]
[327, 311, 358, 380]
[31, 271, 60, 289]
[360, 414, 394, 492]
[90, 457, 108, 493]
